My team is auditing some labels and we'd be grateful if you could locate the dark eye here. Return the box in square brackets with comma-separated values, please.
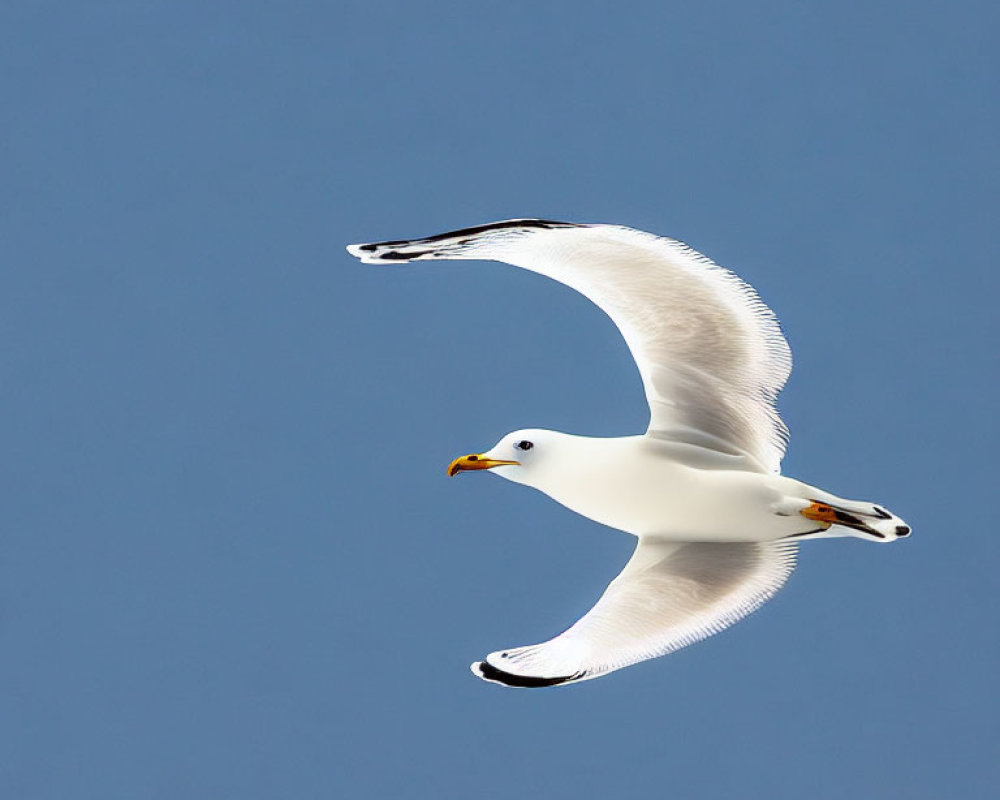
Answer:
[514, 440, 534, 452]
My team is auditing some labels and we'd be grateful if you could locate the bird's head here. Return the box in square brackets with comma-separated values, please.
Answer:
[447, 429, 563, 486]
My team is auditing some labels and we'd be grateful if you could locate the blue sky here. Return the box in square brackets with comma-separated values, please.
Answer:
[2, 1, 997, 797]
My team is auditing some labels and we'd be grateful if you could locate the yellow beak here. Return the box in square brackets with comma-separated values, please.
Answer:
[447, 453, 519, 477]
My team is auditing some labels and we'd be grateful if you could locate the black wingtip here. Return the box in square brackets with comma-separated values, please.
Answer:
[415, 218, 581, 244]
[347, 219, 586, 264]
[473, 660, 585, 688]
[366, 219, 581, 250]
[377, 249, 432, 260]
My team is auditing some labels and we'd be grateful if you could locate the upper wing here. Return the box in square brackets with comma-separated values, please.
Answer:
[347, 219, 793, 473]
[471, 539, 797, 688]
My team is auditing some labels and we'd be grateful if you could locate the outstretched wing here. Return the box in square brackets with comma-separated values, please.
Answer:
[471, 539, 797, 688]
[347, 219, 793, 473]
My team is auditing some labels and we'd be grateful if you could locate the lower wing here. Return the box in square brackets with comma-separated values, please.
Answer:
[473, 539, 797, 687]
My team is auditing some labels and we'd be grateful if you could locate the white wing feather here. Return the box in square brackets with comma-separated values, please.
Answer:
[472, 540, 797, 687]
[348, 220, 792, 472]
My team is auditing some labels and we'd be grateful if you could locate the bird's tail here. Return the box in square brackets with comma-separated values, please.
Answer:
[796, 495, 911, 542]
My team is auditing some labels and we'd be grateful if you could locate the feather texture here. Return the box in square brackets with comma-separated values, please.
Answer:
[348, 220, 792, 472]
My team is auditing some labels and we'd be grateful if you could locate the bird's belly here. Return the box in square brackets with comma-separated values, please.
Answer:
[546, 462, 793, 541]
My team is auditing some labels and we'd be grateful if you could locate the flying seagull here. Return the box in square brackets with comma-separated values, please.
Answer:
[347, 219, 909, 688]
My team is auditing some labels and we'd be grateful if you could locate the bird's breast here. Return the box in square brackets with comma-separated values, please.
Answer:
[535, 448, 785, 541]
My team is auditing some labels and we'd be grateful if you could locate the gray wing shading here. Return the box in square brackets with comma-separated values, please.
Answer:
[470, 539, 797, 688]
[347, 220, 793, 473]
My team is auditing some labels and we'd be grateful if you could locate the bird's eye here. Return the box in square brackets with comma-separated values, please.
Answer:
[514, 440, 534, 452]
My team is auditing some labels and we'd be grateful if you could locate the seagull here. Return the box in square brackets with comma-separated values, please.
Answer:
[347, 219, 909, 688]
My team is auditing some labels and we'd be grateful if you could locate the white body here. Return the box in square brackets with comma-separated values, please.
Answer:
[493, 435, 808, 540]
[489, 431, 890, 542]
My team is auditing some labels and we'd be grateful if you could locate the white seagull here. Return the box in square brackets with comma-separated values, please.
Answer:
[347, 219, 909, 688]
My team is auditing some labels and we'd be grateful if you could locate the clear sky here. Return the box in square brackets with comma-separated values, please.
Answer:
[2, 1, 997, 798]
